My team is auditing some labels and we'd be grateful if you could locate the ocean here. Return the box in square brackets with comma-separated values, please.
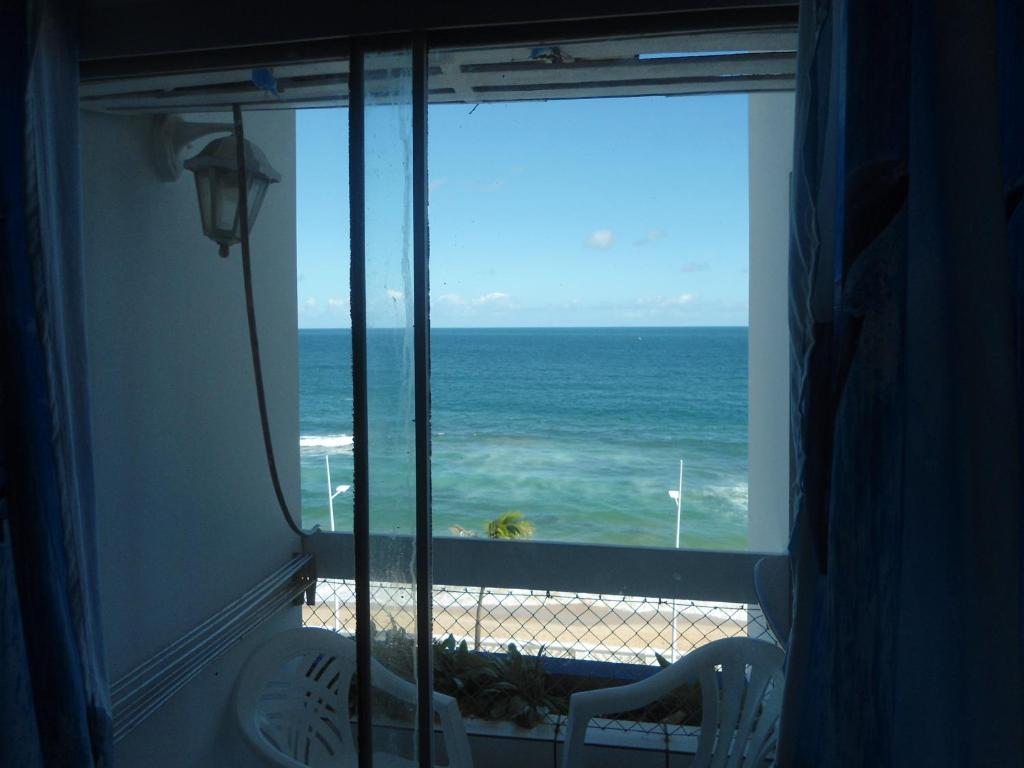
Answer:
[298, 327, 748, 550]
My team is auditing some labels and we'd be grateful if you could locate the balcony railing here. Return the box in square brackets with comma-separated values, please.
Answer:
[301, 532, 778, 743]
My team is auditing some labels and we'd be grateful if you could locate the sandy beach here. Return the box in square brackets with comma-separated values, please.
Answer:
[303, 580, 767, 665]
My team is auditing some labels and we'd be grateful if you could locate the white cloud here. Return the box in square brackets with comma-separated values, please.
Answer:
[472, 292, 509, 305]
[427, 291, 749, 327]
[305, 297, 317, 307]
[386, 289, 404, 301]
[634, 229, 666, 246]
[680, 260, 711, 273]
[636, 293, 697, 307]
[585, 229, 615, 250]
[327, 297, 347, 309]
[437, 293, 467, 305]
[429, 176, 448, 193]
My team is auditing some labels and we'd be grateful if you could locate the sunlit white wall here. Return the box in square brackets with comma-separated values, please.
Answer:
[748, 92, 795, 554]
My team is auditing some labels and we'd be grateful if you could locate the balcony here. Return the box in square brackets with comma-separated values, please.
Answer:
[301, 533, 777, 765]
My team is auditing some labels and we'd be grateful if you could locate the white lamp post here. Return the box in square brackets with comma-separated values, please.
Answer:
[324, 454, 350, 632]
[667, 459, 684, 660]
[325, 454, 350, 533]
[668, 460, 683, 548]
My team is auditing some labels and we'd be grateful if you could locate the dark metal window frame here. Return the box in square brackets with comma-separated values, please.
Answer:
[349, 33, 433, 768]
[347, 40, 373, 767]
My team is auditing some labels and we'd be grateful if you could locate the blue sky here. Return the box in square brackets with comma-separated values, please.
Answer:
[296, 94, 749, 329]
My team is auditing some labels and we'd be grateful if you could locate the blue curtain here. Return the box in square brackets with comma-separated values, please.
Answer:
[781, 0, 1024, 764]
[0, 1, 113, 765]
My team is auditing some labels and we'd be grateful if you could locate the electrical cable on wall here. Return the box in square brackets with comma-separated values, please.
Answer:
[232, 103, 307, 538]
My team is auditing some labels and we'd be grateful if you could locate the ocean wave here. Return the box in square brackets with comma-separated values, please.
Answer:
[694, 482, 748, 514]
[300, 434, 354, 450]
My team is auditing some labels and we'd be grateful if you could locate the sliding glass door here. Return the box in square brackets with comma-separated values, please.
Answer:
[349, 39, 433, 768]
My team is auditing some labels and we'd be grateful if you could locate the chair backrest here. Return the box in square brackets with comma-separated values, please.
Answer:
[690, 638, 784, 768]
[234, 627, 357, 768]
[562, 637, 784, 768]
[235, 627, 474, 768]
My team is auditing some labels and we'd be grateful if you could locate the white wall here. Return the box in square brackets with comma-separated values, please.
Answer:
[81, 109, 300, 766]
[747, 93, 795, 554]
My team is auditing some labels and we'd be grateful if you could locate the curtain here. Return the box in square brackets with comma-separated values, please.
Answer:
[781, 0, 1024, 765]
[0, 1, 113, 765]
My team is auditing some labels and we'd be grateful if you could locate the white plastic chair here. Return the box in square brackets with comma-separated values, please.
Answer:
[235, 627, 473, 768]
[562, 637, 784, 768]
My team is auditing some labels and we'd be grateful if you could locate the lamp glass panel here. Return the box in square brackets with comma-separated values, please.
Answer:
[246, 178, 269, 230]
[195, 173, 213, 233]
[213, 169, 240, 236]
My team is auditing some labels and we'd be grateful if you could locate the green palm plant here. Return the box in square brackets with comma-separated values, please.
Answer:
[474, 511, 534, 650]
[486, 510, 535, 540]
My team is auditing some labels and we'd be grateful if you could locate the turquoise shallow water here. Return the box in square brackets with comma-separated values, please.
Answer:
[299, 327, 748, 550]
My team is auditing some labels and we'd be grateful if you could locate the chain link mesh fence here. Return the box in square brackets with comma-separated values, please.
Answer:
[303, 578, 777, 736]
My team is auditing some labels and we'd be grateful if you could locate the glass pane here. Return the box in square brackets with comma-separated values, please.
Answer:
[296, 105, 353, 533]
[363, 47, 419, 763]
[425, 31, 794, 741]
[194, 173, 212, 232]
[246, 179, 268, 230]
[213, 169, 239, 234]
[289, 71, 363, 762]
[428, 36, 762, 554]
[81, 54, 367, 757]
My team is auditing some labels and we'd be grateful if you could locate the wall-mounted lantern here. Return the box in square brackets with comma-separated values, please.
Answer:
[152, 114, 281, 257]
[183, 137, 281, 257]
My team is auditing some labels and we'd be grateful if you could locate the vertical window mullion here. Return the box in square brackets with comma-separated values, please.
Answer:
[348, 40, 374, 768]
[412, 32, 434, 768]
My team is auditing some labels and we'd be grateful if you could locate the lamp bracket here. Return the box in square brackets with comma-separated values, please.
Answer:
[152, 114, 233, 182]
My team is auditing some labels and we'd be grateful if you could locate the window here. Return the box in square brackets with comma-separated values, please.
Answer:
[287, 35, 795, 553]
[80, 23, 796, 763]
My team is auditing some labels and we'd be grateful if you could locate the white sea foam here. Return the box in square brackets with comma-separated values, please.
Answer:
[300, 434, 354, 450]
[700, 482, 749, 512]
[717, 483, 748, 506]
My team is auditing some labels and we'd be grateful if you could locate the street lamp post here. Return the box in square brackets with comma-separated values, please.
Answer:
[669, 459, 683, 548]
[325, 454, 351, 533]
[324, 454, 350, 631]
[667, 459, 684, 661]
